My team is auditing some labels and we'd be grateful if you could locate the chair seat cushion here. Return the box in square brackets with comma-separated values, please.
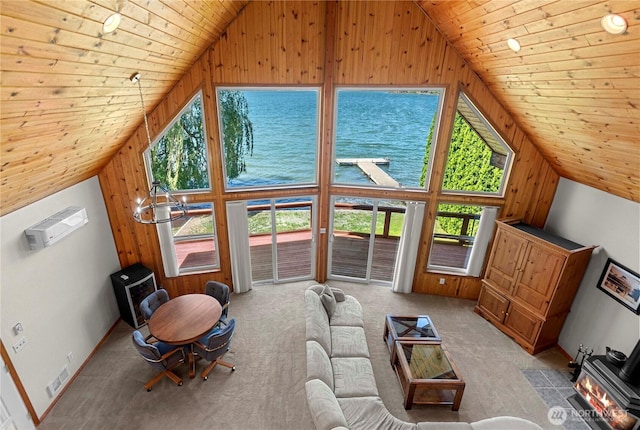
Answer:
[331, 357, 378, 398]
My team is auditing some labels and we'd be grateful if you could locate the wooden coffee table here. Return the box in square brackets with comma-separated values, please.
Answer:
[383, 314, 441, 359]
[391, 340, 465, 410]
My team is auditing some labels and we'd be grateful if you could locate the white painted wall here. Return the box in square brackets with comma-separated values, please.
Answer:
[545, 178, 640, 359]
[0, 177, 121, 417]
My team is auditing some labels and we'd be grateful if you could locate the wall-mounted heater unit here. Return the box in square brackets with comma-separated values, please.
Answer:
[24, 206, 88, 250]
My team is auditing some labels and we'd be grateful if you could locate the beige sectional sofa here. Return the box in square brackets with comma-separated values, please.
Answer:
[304, 285, 544, 430]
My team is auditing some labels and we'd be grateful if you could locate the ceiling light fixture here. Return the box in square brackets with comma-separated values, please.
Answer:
[507, 38, 521, 53]
[130, 73, 187, 224]
[601, 14, 627, 35]
[103, 13, 121, 34]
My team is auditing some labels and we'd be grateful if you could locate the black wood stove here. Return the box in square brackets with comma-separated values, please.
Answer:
[568, 341, 640, 430]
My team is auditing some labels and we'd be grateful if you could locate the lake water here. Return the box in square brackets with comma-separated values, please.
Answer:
[227, 89, 441, 189]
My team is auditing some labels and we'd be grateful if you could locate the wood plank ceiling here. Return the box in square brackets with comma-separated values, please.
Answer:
[1, 0, 638, 217]
[418, 0, 639, 202]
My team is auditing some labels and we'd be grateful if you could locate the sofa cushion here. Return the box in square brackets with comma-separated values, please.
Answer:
[320, 285, 338, 317]
[307, 341, 334, 390]
[470, 417, 543, 430]
[417, 423, 472, 430]
[305, 379, 349, 430]
[331, 357, 379, 398]
[305, 290, 332, 355]
[329, 295, 364, 327]
[338, 397, 416, 430]
[330, 326, 369, 358]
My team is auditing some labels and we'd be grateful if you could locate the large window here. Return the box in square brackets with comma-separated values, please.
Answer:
[441, 92, 513, 196]
[144, 91, 210, 192]
[333, 88, 444, 190]
[217, 88, 320, 190]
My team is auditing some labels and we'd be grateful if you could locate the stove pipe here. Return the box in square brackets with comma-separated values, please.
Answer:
[620, 339, 640, 386]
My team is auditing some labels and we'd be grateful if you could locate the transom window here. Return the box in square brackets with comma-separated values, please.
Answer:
[217, 88, 320, 190]
[441, 92, 513, 196]
[144, 91, 210, 192]
[333, 88, 444, 190]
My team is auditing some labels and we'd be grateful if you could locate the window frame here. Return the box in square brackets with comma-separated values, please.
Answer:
[216, 86, 322, 192]
[143, 89, 212, 194]
[331, 86, 446, 191]
[162, 202, 221, 276]
[426, 203, 498, 276]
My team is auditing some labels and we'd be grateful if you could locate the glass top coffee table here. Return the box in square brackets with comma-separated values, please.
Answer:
[391, 341, 465, 410]
[383, 314, 441, 359]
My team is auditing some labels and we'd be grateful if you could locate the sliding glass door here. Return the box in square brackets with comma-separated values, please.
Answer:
[328, 196, 404, 284]
[249, 197, 317, 284]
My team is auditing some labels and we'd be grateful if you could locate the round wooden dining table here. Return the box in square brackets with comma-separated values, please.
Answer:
[148, 294, 222, 378]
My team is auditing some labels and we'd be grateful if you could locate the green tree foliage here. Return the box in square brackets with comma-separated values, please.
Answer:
[420, 112, 504, 235]
[219, 90, 254, 179]
[443, 113, 502, 194]
[150, 95, 209, 190]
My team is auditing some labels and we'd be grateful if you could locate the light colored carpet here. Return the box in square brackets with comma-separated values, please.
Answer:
[38, 280, 568, 430]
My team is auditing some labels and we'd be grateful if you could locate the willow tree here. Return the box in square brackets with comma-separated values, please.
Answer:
[219, 90, 254, 180]
[150, 95, 209, 190]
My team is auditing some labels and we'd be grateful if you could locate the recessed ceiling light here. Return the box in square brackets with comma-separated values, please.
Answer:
[601, 14, 627, 35]
[103, 13, 121, 34]
[507, 38, 521, 53]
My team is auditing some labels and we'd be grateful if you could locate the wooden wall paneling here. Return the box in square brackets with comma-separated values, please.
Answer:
[98, 0, 561, 299]
[316, 1, 335, 283]
[201, 51, 234, 290]
[530, 163, 560, 227]
[211, 1, 324, 85]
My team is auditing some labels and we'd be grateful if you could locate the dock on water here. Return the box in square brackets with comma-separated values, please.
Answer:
[335, 158, 399, 187]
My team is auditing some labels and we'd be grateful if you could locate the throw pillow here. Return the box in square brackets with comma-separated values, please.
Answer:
[330, 287, 345, 302]
[308, 284, 325, 295]
[320, 284, 337, 317]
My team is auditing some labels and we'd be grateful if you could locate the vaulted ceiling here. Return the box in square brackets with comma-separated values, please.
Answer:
[1, 0, 638, 216]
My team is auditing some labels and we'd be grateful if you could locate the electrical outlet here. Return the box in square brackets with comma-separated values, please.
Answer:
[439, 278, 446, 285]
[67, 352, 74, 363]
[12, 322, 23, 335]
[12, 337, 27, 353]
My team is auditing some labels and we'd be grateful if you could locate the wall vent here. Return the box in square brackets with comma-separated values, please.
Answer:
[46, 365, 70, 398]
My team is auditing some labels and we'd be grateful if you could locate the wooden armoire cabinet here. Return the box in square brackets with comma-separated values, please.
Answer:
[475, 219, 595, 354]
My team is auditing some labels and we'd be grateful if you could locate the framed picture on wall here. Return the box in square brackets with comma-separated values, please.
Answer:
[597, 258, 640, 315]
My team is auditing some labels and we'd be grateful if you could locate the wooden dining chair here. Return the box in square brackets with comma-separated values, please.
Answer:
[192, 318, 236, 381]
[131, 330, 186, 391]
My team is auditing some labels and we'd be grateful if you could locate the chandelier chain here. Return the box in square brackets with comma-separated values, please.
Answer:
[135, 77, 153, 147]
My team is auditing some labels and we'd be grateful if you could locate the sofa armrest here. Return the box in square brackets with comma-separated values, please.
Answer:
[305, 379, 349, 430]
[470, 417, 543, 430]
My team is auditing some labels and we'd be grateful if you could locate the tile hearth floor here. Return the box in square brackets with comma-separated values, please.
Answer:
[521, 369, 590, 430]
